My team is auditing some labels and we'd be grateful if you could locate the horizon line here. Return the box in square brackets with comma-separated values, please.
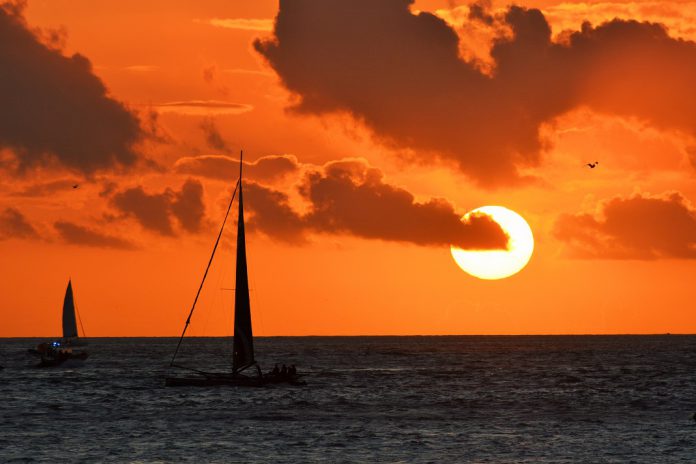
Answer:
[2, 332, 693, 339]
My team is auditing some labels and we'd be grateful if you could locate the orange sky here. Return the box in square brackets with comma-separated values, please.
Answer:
[1, 0, 695, 336]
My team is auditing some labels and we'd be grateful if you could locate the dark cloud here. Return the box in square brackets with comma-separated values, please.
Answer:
[54, 221, 136, 249]
[0, 2, 143, 174]
[202, 65, 216, 84]
[686, 146, 696, 170]
[170, 179, 205, 233]
[468, 1, 494, 25]
[199, 118, 229, 152]
[99, 181, 118, 198]
[110, 179, 206, 235]
[244, 159, 509, 249]
[112, 187, 173, 235]
[554, 192, 696, 259]
[0, 206, 37, 239]
[141, 109, 172, 145]
[174, 154, 299, 183]
[255, 1, 696, 186]
[244, 182, 306, 243]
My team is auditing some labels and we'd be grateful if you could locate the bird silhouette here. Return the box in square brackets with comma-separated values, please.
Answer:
[586, 161, 599, 169]
[72, 184, 79, 189]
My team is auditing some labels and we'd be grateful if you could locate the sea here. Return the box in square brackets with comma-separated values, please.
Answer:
[1, 336, 695, 463]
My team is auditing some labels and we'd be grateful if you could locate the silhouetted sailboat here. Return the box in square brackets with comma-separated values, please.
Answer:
[165, 152, 302, 387]
[28, 279, 89, 367]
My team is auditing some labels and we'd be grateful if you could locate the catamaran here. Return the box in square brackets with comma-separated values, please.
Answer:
[165, 152, 302, 387]
[29, 279, 89, 367]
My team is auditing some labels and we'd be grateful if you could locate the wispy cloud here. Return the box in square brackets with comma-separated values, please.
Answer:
[123, 65, 159, 72]
[10, 178, 80, 197]
[54, 221, 137, 250]
[0, 207, 38, 240]
[152, 100, 253, 116]
[197, 18, 273, 32]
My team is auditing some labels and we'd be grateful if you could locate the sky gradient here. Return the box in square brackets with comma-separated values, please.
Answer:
[1, 0, 695, 336]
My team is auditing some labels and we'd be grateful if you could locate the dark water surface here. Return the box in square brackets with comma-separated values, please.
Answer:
[2, 336, 696, 462]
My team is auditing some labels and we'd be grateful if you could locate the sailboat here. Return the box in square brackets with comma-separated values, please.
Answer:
[165, 152, 302, 387]
[28, 279, 89, 367]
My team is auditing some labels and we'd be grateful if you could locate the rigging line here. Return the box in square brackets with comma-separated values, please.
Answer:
[71, 278, 87, 338]
[75, 300, 87, 338]
[169, 178, 240, 367]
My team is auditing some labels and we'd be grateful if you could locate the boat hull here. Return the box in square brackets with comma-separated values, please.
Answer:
[38, 352, 88, 368]
[165, 372, 305, 387]
[165, 373, 265, 387]
[28, 346, 89, 367]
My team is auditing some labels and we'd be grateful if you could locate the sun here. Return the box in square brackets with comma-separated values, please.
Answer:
[450, 206, 534, 280]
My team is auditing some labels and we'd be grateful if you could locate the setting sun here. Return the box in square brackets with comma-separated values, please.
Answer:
[450, 206, 534, 280]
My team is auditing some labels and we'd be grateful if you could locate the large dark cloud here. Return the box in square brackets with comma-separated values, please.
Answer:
[554, 192, 696, 259]
[110, 179, 206, 235]
[244, 159, 509, 249]
[0, 2, 142, 174]
[255, 1, 696, 185]
[54, 221, 136, 250]
[174, 154, 299, 183]
[0, 206, 37, 239]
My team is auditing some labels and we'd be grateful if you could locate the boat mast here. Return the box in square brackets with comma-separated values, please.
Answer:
[232, 150, 255, 373]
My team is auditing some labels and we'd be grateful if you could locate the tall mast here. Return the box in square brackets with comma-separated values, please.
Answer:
[232, 150, 255, 372]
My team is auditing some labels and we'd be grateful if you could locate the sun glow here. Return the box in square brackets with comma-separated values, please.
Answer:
[450, 206, 534, 280]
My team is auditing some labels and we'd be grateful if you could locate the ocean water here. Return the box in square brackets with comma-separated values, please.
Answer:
[1, 336, 696, 463]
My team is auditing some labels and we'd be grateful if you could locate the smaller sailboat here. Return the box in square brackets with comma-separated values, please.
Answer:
[28, 279, 89, 367]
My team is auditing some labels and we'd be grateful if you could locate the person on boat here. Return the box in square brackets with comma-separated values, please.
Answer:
[272, 364, 280, 376]
[280, 364, 287, 377]
[289, 365, 296, 376]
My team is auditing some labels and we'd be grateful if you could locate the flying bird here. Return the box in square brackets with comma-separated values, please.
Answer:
[72, 184, 79, 189]
[586, 161, 599, 169]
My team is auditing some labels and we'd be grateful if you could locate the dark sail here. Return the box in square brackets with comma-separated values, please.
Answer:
[62, 280, 78, 339]
[232, 158, 255, 371]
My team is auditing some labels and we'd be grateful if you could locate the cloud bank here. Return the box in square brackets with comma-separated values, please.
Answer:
[243, 159, 509, 249]
[555, 191, 696, 259]
[174, 154, 300, 183]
